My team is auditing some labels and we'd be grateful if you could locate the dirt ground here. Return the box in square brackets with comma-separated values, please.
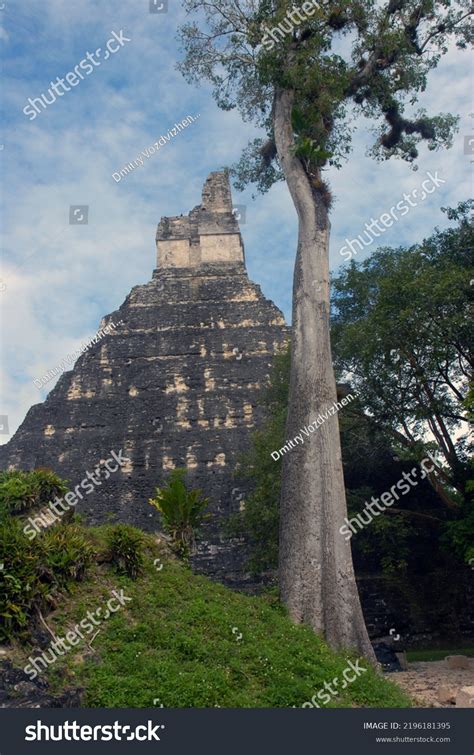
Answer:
[392, 659, 474, 707]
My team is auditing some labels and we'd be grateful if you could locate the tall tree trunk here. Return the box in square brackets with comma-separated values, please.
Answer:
[274, 87, 375, 662]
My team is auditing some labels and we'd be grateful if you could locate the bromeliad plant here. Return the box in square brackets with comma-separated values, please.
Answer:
[32, 467, 69, 506]
[149, 469, 209, 560]
[0, 468, 68, 516]
[105, 523, 145, 579]
[0, 471, 38, 515]
[0, 515, 92, 642]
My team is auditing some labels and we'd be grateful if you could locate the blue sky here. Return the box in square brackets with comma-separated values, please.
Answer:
[0, 0, 471, 441]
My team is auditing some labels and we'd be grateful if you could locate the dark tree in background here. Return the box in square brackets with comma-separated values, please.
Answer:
[332, 202, 473, 510]
[233, 347, 445, 579]
[332, 204, 474, 568]
[178, 0, 472, 659]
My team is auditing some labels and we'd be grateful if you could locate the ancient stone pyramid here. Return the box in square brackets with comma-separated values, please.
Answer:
[1, 171, 288, 584]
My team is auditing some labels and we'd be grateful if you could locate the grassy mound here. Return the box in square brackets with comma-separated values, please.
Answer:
[4, 522, 411, 708]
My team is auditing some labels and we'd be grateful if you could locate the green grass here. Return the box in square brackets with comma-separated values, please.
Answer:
[406, 648, 474, 663]
[13, 524, 411, 708]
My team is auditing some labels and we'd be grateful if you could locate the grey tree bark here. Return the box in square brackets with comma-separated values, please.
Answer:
[274, 87, 375, 662]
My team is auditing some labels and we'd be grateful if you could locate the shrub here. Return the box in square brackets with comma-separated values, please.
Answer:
[0, 470, 39, 515]
[0, 517, 47, 640]
[42, 525, 93, 583]
[0, 517, 92, 643]
[0, 468, 68, 516]
[149, 469, 209, 559]
[106, 524, 144, 579]
[31, 467, 69, 505]
[443, 499, 474, 566]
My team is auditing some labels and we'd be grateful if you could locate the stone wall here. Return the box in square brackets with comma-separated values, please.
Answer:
[358, 570, 474, 645]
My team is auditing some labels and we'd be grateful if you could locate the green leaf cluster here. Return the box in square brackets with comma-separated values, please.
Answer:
[0, 517, 92, 642]
[105, 524, 145, 580]
[149, 469, 209, 559]
[0, 468, 68, 516]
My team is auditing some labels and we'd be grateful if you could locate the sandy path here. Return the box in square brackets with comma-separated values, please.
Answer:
[392, 659, 474, 707]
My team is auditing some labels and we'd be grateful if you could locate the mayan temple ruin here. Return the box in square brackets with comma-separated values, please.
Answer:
[0, 171, 288, 585]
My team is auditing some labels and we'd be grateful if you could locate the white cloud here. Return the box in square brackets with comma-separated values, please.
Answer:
[0, 1, 470, 441]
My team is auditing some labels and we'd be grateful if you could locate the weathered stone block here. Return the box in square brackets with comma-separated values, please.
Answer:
[156, 171, 244, 269]
[455, 686, 474, 707]
[437, 685, 456, 704]
[446, 655, 472, 670]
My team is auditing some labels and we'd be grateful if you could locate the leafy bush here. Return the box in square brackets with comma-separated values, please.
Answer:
[31, 467, 69, 505]
[349, 487, 412, 576]
[0, 470, 38, 515]
[0, 468, 68, 516]
[106, 524, 144, 579]
[149, 469, 209, 559]
[0, 516, 49, 640]
[42, 525, 93, 583]
[0, 516, 92, 643]
[443, 497, 474, 567]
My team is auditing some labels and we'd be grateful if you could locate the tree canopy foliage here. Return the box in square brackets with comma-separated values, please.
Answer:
[178, 0, 471, 198]
[331, 201, 473, 509]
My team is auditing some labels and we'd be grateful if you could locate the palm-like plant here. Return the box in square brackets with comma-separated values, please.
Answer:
[149, 469, 209, 559]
